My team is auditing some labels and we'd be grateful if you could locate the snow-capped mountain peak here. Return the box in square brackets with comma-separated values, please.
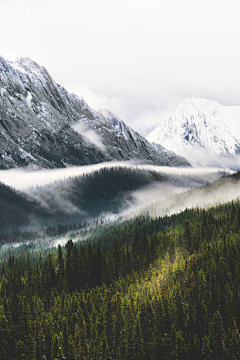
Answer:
[147, 97, 240, 167]
[0, 55, 190, 169]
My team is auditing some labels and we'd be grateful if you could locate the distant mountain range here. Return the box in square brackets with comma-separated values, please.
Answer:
[0, 55, 189, 169]
[147, 97, 240, 168]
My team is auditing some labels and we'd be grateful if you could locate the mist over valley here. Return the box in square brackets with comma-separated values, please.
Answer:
[0, 163, 233, 248]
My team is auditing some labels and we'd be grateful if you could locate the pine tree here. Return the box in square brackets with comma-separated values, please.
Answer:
[51, 333, 66, 360]
[141, 229, 150, 268]
[132, 225, 141, 270]
[57, 245, 65, 288]
[0, 305, 11, 359]
[184, 220, 192, 252]
[200, 334, 212, 359]
[209, 311, 228, 359]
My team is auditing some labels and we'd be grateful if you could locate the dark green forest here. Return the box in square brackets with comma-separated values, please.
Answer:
[1, 199, 240, 358]
[0, 167, 167, 236]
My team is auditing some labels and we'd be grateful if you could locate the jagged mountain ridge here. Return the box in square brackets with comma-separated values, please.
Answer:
[0, 55, 189, 169]
[147, 97, 240, 167]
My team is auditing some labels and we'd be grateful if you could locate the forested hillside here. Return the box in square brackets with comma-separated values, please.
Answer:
[1, 200, 240, 358]
[0, 182, 47, 232]
[0, 167, 167, 235]
[30, 166, 168, 219]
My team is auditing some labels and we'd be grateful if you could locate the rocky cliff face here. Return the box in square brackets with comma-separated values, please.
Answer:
[0, 56, 190, 169]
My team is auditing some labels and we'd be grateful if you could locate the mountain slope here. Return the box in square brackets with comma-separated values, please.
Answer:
[0, 167, 169, 234]
[0, 165, 226, 236]
[0, 55, 189, 169]
[147, 97, 240, 167]
[0, 182, 47, 231]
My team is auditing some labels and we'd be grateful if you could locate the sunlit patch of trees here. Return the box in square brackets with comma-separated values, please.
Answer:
[1, 201, 240, 358]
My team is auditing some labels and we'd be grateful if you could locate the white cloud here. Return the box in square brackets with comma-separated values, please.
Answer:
[1, 0, 240, 134]
[0, 163, 233, 191]
[68, 84, 124, 116]
[71, 122, 105, 151]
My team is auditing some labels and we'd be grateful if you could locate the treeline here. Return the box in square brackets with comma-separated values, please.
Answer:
[1, 202, 240, 358]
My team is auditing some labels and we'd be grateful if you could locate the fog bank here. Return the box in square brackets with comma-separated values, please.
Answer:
[122, 174, 240, 221]
[0, 162, 233, 191]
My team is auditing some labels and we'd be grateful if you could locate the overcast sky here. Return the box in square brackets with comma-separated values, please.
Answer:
[1, 0, 240, 135]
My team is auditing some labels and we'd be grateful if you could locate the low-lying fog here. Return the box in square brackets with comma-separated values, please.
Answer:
[0, 161, 234, 191]
[0, 162, 239, 252]
[120, 174, 240, 221]
[0, 161, 236, 233]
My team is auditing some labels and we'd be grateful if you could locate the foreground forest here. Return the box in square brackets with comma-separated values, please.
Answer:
[1, 200, 240, 359]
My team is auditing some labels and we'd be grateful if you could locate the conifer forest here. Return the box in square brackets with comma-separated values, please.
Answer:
[1, 198, 240, 359]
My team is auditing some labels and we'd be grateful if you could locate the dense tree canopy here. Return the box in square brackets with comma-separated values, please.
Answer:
[1, 200, 240, 358]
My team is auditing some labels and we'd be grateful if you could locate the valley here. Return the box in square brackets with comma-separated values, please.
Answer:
[1, 55, 240, 359]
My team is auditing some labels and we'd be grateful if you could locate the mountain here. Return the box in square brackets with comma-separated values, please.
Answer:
[0, 55, 189, 169]
[146, 97, 240, 167]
